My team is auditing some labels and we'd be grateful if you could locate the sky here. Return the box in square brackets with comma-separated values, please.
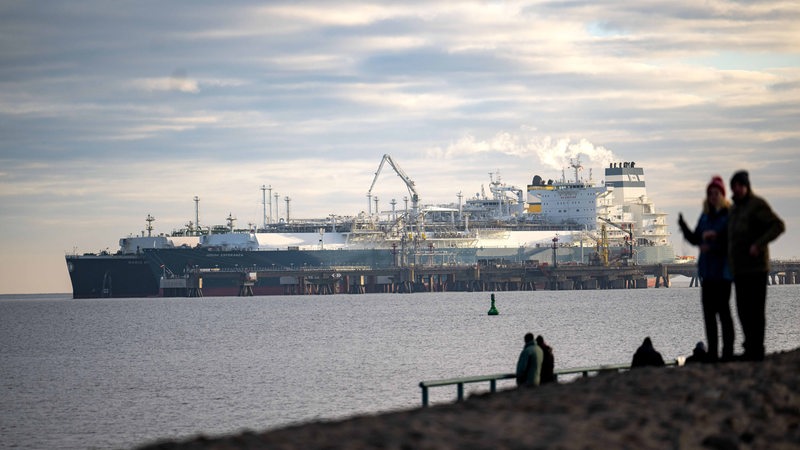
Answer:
[1, 1, 799, 294]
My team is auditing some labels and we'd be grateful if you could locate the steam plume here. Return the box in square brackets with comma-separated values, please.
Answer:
[434, 128, 619, 172]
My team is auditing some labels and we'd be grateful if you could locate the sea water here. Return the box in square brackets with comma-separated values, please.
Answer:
[1, 286, 798, 450]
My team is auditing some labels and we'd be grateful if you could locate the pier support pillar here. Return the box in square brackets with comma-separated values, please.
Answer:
[653, 265, 670, 288]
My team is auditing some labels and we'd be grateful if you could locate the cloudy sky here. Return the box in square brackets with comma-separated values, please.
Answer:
[1, 1, 799, 294]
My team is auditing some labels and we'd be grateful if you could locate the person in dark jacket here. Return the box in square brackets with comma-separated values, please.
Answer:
[728, 170, 785, 361]
[631, 337, 665, 368]
[536, 335, 555, 384]
[678, 175, 735, 361]
[515, 332, 543, 387]
[685, 341, 709, 364]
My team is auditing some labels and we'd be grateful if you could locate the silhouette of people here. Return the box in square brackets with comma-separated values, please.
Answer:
[685, 341, 709, 364]
[515, 332, 543, 387]
[536, 335, 555, 384]
[678, 175, 735, 361]
[728, 170, 785, 361]
[631, 337, 665, 368]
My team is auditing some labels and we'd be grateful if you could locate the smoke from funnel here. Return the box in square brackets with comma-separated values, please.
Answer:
[434, 129, 618, 172]
[534, 137, 617, 172]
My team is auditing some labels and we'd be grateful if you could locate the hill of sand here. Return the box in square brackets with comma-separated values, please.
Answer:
[140, 349, 800, 449]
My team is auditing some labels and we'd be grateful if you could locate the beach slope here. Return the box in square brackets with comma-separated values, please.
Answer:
[140, 348, 800, 449]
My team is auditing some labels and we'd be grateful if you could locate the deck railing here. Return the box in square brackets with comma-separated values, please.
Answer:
[418, 360, 679, 407]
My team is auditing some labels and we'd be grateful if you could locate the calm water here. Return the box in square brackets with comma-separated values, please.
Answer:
[1, 286, 798, 450]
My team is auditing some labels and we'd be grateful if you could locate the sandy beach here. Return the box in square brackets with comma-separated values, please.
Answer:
[139, 348, 800, 449]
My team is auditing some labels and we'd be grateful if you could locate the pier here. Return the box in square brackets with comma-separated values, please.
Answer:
[158, 260, 800, 297]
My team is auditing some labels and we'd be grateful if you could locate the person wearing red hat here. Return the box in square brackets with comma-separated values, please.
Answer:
[728, 170, 785, 361]
[678, 175, 735, 362]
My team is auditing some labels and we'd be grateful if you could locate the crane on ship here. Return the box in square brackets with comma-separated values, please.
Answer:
[367, 154, 425, 264]
[572, 227, 607, 266]
[368, 154, 420, 219]
[487, 171, 525, 218]
[598, 216, 635, 265]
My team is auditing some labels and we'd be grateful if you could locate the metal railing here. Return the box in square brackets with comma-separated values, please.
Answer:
[418, 360, 678, 407]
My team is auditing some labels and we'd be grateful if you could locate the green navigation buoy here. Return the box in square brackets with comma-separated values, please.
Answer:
[487, 293, 499, 315]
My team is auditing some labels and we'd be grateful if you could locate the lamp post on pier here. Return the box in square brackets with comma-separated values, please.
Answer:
[552, 236, 559, 268]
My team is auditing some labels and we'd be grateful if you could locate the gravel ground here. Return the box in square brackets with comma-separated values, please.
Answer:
[139, 348, 800, 450]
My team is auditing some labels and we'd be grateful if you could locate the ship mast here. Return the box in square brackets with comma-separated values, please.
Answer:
[570, 157, 583, 183]
[193, 196, 200, 235]
[274, 192, 279, 224]
[145, 214, 155, 237]
[261, 185, 267, 230]
[268, 185, 273, 225]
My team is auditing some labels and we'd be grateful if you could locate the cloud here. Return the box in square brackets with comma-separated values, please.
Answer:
[131, 71, 200, 93]
[2, 0, 800, 293]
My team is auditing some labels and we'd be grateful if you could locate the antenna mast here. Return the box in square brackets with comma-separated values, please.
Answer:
[274, 192, 279, 223]
[570, 157, 584, 182]
[261, 185, 267, 230]
[193, 196, 200, 234]
[145, 214, 155, 237]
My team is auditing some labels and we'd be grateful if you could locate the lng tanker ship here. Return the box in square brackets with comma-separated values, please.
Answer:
[65, 158, 674, 297]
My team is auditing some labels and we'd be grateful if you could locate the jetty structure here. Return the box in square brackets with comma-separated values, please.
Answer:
[151, 259, 800, 297]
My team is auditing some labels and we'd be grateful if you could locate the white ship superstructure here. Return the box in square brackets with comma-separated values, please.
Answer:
[603, 162, 670, 247]
[114, 156, 674, 265]
[527, 159, 610, 230]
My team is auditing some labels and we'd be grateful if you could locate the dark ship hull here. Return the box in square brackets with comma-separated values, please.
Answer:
[66, 247, 469, 298]
[66, 254, 160, 298]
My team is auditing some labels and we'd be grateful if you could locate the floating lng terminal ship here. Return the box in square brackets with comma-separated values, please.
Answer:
[65, 156, 675, 297]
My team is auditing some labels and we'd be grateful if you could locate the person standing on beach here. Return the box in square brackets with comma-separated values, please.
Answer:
[515, 332, 543, 387]
[728, 170, 785, 361]
[536, 335, 555, 384]
[631, 337, 665, 368]
[678, 175, 735, 362]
